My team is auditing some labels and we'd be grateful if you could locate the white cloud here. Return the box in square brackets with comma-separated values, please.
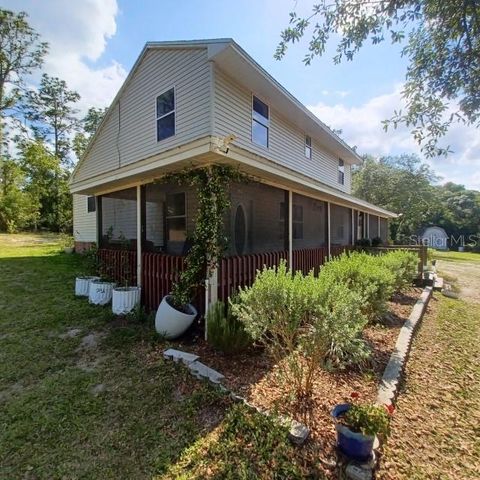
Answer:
[308, 88, 480, 190]
[3, 0, 127, 113]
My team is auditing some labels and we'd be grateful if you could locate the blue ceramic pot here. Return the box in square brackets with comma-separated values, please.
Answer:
[331, 403, 375, 462]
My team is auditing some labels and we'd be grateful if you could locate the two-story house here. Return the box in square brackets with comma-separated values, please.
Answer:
[70, 39, 396, 312]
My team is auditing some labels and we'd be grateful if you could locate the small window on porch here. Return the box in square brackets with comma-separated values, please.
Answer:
[156, 88, 175, 142]
[305, 135, 312, 159]
[87, 196, 96, 213]
[293, 204, 303, 239]
[166, 192, 186, 242]
[234, 205, 247, 255]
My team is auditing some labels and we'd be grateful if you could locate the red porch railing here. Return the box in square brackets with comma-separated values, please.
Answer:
[98, 249, 137, 286]
[141, 252, 185, 312]
[218, 250, 289, 300]
[98, 245, 357, 314]
[291, 246, 328, 275]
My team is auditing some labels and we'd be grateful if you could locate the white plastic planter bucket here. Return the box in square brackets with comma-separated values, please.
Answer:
[112, 287, 141, 315]
[75, 276, 100, 297]
[155, 295, 197, 339]
[88, 280, 116, 305]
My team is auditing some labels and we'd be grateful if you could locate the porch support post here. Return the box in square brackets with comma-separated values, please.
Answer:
[366, 213, 370, 238]
[205, 266, 218, 341]
[288, 190, 293, 269]
[378, 216, 381, 238]
[136, 185, 142, 287]
[96, 195, 102, 247]
[327, 201, 331, 259]
[351, 209, 355, 245]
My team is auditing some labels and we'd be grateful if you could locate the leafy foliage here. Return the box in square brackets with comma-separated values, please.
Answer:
[276, 0, 480, 157]
[353, 154, 480, 243]
[379, 250, 418, 291]
[232, 261, 369, 398]
[162, 165, 248, 309]
[72, 107, 108, 160]
[320, 251, 395, 322]
[206, 300, 252, 354]
[0, 8, 48, 157]
[344, 402, 391, 437]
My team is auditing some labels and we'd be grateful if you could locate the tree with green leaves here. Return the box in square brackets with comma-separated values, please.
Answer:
[0, 8, 48, 159]
[72, 106, 107, 160]
[23, 74, 80, 231]
[276, 1, 480, 157]
[0, 155, 36, 232]
[25, 74, 80, 166]
[352, 154, 441, 241]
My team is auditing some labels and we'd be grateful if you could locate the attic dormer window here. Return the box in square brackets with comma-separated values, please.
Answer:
[156, 87, 175, 142]
[338, 158, 345, 185]
[252, 95, 269, 147]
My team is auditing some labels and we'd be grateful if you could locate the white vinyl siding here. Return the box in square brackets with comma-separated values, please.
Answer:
[75, 48, 211, 182]
[213, 67, 351, 193]
[73, 194, 97, 242]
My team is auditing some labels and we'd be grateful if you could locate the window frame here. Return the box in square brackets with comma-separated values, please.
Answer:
[305, 135, 312, 159]
[87, 196, 96, 213]
[155, 86, 176, 143]
[338, 158, 345, 185]
[251, 94, 270, 148]
[165, 191, 186, 243]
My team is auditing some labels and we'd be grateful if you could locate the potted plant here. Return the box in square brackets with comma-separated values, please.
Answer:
[88, 248, 116, 306]
[155, 277, 198, 339]
[331, 392, 393, 462]
[75, 246, 100, 297]
[60, 233, 75, 254]
[155, 166, 247, 339]
[112, 240, 141, 315]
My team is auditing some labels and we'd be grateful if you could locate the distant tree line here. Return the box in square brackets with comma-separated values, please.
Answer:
[0, 8, 106, 232]
[353, 154, 480, 246]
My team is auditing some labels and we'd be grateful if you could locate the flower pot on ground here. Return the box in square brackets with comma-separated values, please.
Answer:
[89, 279, 116, 305]
[112, 286, 141, 315]
[155, 295, 197, 339]
[331, 394, 392, 462]
[75, 276, 100, 297]
[64, 247, 74, 254]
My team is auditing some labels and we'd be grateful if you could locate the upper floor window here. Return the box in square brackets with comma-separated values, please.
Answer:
[87, 196, 96, 213]
[338, 158, 345, 185]
[252, 95, 269, 147]
[156, 88, 175, 142]
[305, 135, 312, 158]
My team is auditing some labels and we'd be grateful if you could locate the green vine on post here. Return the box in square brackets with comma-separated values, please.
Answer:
[161, 164, 249, 309]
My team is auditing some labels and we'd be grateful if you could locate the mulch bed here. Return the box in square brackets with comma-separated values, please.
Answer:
[159, 286, 422, 476]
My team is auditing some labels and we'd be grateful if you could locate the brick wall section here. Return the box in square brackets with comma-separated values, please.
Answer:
[74, 241, 96, 253]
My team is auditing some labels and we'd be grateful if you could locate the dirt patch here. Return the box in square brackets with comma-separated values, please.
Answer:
[437, 260, 480, 304]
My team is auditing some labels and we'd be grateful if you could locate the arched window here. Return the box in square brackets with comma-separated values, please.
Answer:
[234, 205, 247, 255]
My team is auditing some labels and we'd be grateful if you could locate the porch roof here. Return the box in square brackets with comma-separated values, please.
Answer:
[71, 135, 397, 219]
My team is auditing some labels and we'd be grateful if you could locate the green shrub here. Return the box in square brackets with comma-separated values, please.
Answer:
[379, 250, 418, 291]
[320, 252, 395, 322]
[355, 238, 372, 247]
[207, 300, 252, 354]
[371, 236, 383, 247]
[232, 261, 369, 398]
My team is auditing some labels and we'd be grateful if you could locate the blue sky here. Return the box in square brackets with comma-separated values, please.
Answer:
[6, 0, 480, 189]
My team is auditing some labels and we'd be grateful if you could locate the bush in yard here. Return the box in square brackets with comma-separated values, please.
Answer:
[379, 250, 418, 291]
[232, 261, 369, 399]
[206, 299, 251, 354]
[320, 252, 395, 322]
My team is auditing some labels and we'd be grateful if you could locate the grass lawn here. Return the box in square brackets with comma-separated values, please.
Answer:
[0, 235, 309, 479]
[432, 249, 480, 263]
[378, 290, 480, 478]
